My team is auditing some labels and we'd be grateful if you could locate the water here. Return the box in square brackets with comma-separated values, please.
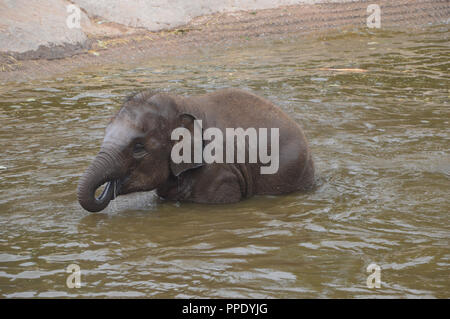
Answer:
[0, 26, 449, 298]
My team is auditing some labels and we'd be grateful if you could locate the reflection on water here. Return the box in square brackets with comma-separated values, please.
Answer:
[0, 25, 449, 298]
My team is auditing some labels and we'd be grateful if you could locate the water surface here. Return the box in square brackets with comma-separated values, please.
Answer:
[0, 25, 449, 298]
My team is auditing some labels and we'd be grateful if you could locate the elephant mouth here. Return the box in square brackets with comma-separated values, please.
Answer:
[96, 179, 122, 202]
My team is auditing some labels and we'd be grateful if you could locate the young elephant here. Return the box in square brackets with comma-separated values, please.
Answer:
[77, 88, 314, 212]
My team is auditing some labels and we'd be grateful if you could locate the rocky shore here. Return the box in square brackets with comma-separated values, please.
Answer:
[0, 0, 448, 82]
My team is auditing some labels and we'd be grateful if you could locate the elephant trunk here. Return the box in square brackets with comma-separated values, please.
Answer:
[77, 149, 123, 212]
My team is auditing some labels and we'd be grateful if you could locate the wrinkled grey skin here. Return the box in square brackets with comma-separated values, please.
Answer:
[77, 88, 314, 212]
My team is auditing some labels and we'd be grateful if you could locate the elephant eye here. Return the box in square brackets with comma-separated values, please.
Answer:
[133, 143, 146, 157]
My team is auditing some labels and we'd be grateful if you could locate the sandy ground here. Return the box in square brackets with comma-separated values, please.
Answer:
[0, 0, 448, 83]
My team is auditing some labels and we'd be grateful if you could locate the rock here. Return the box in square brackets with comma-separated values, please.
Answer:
[0, 0, 91, 59]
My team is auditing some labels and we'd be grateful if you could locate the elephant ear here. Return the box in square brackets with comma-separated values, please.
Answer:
[170, 113, 205, 177]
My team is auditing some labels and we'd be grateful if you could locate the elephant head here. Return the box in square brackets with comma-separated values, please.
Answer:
[77, 91, 203, 212]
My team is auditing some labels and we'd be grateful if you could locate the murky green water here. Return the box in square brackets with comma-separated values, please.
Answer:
[0, 25, 449, 298]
